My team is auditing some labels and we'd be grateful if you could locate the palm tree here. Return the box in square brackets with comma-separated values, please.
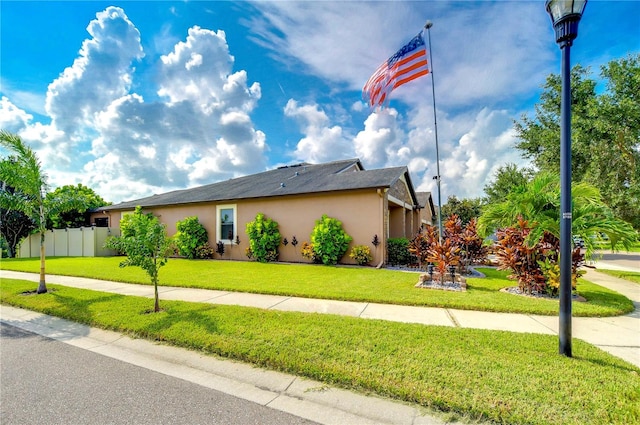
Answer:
[0, 131, 49, 293]
[478, 172, 637, 258]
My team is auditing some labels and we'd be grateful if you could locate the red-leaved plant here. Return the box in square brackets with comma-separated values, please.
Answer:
[494, 216, 584, 295]
[426, 238, 461, 282]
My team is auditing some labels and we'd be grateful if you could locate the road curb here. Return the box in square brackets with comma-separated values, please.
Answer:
[0, 304, 447, 425]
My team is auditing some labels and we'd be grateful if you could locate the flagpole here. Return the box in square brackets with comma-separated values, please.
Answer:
[424, 20, 443, 242]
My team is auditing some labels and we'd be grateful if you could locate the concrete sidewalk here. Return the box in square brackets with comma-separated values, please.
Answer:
[1, 269, 639, 368]
[1, 269, 639, 424]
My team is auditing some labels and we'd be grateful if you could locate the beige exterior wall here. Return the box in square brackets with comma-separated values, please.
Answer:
[90, 183, 421, 265]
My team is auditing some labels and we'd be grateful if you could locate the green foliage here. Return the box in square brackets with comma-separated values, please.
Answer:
[0, 131, 49, 292]
[309, 215, 352, 265]
[440, 195, 483, 225]
[478, 172, 638, 259]
[483, 163, 535, 205]
[538, 258, 561, 296]
[245, 213, 281, 262]
[104, 206, 173, 312]
[387, 237, 413, 265]
[349, 245, 372, 265]
[514, 56, 640, 229]
[174, 216, 209, 259]
[44, 183, 110, 229]
[195, 242, 214, 259]
[0, 208, 34, 258]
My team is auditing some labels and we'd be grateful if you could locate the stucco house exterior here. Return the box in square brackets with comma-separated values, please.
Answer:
[91, 158, 435, 265]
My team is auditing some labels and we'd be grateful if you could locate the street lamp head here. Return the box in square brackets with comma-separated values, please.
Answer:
[545, 0, 587, 47]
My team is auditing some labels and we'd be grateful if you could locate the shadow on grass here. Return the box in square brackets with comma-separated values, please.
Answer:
[576, 288, 635, 315]
[142, 304, 221, 336]
[575, 353, 640, 374]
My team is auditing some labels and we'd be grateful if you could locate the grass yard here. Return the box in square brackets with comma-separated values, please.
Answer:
[1, 279, 638, 425]
[597, 269, 640, 285]
[0, 257, 634, 317]
[592, 241, 640, 252]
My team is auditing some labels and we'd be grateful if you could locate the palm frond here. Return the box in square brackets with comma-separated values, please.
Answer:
[0, 130, 48, 199]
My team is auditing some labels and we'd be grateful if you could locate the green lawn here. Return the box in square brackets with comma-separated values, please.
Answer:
[593, 241, 640, 252]
[597, 269, 640, 285]
[1, 279, 638, 425]
[0, 257, 634, 317]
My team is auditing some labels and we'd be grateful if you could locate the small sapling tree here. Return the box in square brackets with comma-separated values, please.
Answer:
[104, 206, 173, 312]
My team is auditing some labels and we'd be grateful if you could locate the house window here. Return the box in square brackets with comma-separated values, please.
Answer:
[94, 217, 109, 227]
[217, 205, 236, 243]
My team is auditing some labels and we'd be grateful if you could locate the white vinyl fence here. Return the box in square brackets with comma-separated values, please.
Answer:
[18, 227, 120, 258]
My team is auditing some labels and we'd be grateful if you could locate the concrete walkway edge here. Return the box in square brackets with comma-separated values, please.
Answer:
[1, 269, 638, 368]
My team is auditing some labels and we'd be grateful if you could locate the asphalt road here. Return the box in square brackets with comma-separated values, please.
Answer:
[0, 323, 318, 425]
[595, 251, 640, 271]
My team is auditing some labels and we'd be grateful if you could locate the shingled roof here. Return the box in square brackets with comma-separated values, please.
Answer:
[98, 158, 418, 211]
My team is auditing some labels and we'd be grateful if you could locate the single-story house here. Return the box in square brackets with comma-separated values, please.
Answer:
[91, 158, 435, 265]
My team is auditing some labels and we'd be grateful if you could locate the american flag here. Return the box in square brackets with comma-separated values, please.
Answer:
[362, 31, 430, 108]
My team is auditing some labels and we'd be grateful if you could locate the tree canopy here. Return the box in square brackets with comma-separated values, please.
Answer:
[483, 163, 535, 206]
[440, 196, 483, 225]
[45, 184, 110, 229]
[514, 55, 640, 229]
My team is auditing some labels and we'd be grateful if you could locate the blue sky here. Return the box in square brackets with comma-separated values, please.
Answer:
[1, 1, 639, 204]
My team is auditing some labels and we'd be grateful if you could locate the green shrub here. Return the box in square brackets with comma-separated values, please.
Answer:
[245, 213, 281, 262]
[349, 245, 372, 265]
[310, 215, 352, 265]
[174, 216, 208, 259]
[195, 243, 214, 259]
[387, 238, 414, 265]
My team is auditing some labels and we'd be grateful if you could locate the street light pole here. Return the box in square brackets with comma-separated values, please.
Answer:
[545, 0, 587, 357]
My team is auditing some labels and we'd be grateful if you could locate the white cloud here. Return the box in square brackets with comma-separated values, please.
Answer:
[409, 107, 531, 200]
[284, 99, 354, 163]
[45, 6, 144, 137]
[2, 7, 268, 203]
[87, 22, 267, 194]
[246, 0, 546, 204]
[0, 96, 33, 133]
[353, 109, 403, 167]
[248, 1, 554, 108]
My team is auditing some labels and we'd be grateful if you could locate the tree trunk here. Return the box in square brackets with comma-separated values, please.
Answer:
[153, 277, 159, 312]
[152, 261, 159, 312]
[37, 231, 47, 294]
